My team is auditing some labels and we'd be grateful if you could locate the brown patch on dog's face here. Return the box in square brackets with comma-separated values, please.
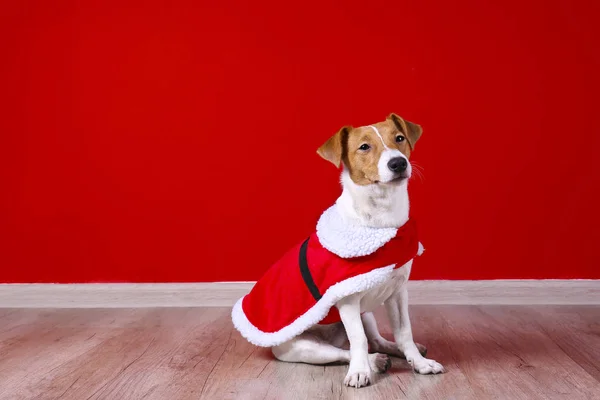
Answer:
[345, 125, 387, 185]
[317, 114, 422, 186]
[387, 113, 423, 151]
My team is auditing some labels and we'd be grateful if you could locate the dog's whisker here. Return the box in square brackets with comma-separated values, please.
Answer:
[410, 165, 425, 182]
[411, 163, 425, 172]
[410, 173, 423, 183]
[409, 162, 426, 182]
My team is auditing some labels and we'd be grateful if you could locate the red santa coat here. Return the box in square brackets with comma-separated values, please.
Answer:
[232, 209, 421, 347]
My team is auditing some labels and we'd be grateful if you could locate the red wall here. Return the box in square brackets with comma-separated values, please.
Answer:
[1, 1, 599, 283]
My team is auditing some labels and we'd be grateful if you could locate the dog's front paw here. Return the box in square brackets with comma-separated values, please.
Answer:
[343, 369, 372, 388]
[408, 357, 445, 374]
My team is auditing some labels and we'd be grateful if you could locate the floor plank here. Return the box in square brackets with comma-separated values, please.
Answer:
[0, 306, 598, 400]
[525, 306, 600, 382]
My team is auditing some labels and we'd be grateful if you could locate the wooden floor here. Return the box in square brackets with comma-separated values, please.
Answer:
[0, 306, 598, 400]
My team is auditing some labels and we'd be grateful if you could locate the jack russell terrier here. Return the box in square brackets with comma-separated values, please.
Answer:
[232, 113, 444, 388]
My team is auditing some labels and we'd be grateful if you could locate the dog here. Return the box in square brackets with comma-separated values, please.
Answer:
[232, 113, 444, 388]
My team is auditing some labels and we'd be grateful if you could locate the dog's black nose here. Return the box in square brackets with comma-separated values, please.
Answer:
[387, 157, 408, 172]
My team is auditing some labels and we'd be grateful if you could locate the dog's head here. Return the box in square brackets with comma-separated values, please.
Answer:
[317, 113, 422, 185]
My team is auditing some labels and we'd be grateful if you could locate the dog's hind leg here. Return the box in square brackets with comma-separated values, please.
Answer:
[271, 332, 390, 373]
[272, 333, 349, 365]
[361, 312, 427, 358]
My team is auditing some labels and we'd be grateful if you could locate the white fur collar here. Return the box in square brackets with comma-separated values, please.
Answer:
[316, 204, 398, 258]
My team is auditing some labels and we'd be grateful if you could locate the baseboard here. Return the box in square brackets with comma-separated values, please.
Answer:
[0, 280, 598, 308]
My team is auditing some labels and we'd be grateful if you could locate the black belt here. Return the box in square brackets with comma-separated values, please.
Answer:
[299, 237, 322, 301]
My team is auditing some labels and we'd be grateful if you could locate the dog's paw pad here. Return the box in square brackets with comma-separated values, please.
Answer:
[344, 370, 372, 388]
[369, 353, 391, 373]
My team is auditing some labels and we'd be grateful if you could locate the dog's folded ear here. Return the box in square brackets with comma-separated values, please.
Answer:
[317, 126, 351, 168]
[387, 113, 422, 150]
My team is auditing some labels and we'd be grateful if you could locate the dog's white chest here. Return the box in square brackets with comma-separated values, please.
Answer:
[357, 260, 412, 312]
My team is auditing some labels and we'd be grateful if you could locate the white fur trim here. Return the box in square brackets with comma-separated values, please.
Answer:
[316, 205, 398, 258]
[418, 242, 425, 256]
[231, 264, 400, 347]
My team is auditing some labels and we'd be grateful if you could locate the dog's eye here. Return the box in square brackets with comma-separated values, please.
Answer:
[359, 144, 370, 151]
[396, 135, 406, 143]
